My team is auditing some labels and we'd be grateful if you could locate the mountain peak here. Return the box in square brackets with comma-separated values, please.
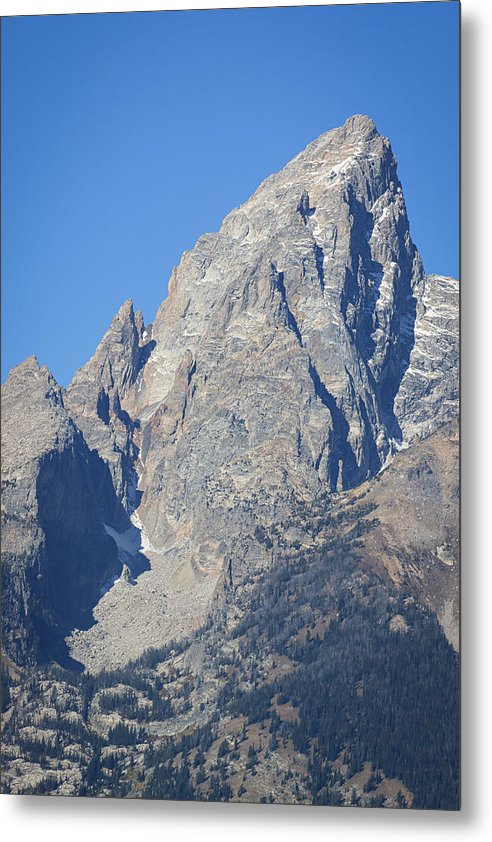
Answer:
[342, 113, 379, 137]
[7, 353, 41, 377]
[297, 114, 387, 178]
[68, 298, 141, 392]
[1, 113, 459, 805]
[115, 298, 134, 320]
[4, 354, 59, 393]
[3, 117, 458, 678]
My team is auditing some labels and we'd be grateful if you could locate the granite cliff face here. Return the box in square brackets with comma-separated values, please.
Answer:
[1, 358, 123, 665]
[135, 115, 421, 489]
[127, 114, 456, 534]
[65, 299, 153, 513]
[2, 115, 459, 672]
[395, 273, 459, 440]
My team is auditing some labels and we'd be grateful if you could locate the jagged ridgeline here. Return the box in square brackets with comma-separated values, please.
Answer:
[1, 115, 459, 807]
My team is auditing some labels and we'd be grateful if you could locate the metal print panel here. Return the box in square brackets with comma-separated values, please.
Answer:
[1, 1, 460, 808]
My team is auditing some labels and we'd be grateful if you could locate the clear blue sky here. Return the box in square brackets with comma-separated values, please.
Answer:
[1, 2, 459, 385]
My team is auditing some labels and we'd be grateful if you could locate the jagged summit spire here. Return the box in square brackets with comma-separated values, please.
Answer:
[68, 297, 142, 390]
[115, 298, 134, 318]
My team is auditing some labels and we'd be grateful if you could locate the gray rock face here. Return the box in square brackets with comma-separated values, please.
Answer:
[125, 117, 454, 602]
[65, 299, 153, 513]
[394, 273, 459, 441]
[2, 115, 459, 671]
[1, 357, 123, 665]
[134, 115, 425, 491]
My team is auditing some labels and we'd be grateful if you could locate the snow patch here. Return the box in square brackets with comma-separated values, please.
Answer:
[104, 523, 142, 561]
[377, 437, 410, 476]
[329, 156, 354, 177]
